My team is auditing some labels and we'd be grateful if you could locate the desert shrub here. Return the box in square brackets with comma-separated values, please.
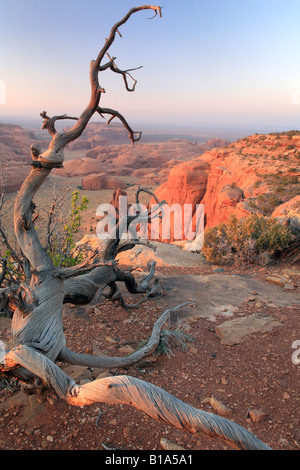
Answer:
[0, 190, 89, 291]
[0, 250, 25, 286]
[156, 326, 194, 358]
[47, 191, 89, 267]
[253, 193, 283, 216]
[202, 214, 293, 265]
[137, 322, 194, 359]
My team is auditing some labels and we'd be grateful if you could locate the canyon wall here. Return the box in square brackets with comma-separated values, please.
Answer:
[151, 133, 300, 240]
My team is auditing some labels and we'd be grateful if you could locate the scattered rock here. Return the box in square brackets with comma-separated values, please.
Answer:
[283, 266, 300, 277]
[160, 438, 186, 450]
[283, 283, 295, 290]
[201, 397, 211, 405]
[46, 395, 58, 406]
[265, 276, 284, 286]
[215, 313, 283, 345]
[248, 409, 268, 423]
[105, 336, 119, 344]
[81, 173, 128, 190]
[118, 345, 135, 355]
[278, 438, 290, 448]
[96, 371, 113, 380]
[209, 397, 232, 417]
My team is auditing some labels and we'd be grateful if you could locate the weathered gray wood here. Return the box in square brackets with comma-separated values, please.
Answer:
[3, 345, 271, 450]
[58, 302, 190, 368]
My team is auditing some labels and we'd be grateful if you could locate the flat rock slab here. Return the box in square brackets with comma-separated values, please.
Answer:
[117, 241, 205, 268]
[155, 273, 300, 322]
[214, 313, 283, 345]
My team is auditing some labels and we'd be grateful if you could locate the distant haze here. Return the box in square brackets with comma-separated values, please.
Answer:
[0, 114, 266, 143]
[1, 1, 300, 135]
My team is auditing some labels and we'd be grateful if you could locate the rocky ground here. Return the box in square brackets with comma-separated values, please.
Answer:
[0, 248, 299, 451]
[0, 124, 299, 451]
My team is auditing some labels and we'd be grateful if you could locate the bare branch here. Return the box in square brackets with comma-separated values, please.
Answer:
[103, 53, 143, 92]
[40, 111, 78, 137]
[97, 106, 142, 143]
[45, 186, 73, 251]
[95, 6, 162, 68]
[60, 302, 191, 368]
[56, 258, 118, 280]
[36, 5, 162, 163]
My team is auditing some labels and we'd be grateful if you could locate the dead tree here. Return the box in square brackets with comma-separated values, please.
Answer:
[0, 6, 271, 450]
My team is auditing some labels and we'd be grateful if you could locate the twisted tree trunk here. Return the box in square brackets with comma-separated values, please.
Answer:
[0, 5, 271, 450]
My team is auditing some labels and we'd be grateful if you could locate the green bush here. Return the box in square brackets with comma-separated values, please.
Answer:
[47, 191, 89, 267]
[202, 214, 293, 265]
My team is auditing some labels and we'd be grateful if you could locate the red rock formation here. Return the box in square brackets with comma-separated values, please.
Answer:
[53, 158, 104, 177]
[0, 124, 46, 192]
[152, 133, 300, 240]
[150, 159, 208, 241]
[81, 173, 127, 190]
[68, 141, 91, 151]
[154, 159, 209, 211]
[1, 161, 31, 193]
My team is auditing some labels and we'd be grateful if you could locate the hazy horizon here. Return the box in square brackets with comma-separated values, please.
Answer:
[1, 0, 300, 135]
[1, 113, 291, 143]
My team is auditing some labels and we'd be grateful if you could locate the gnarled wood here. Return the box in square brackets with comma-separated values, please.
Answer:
[0, 5, 271, 451]
[3, 345, 271, 450]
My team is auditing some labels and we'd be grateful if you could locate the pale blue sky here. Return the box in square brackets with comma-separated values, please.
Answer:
[1, 0, 300, 132]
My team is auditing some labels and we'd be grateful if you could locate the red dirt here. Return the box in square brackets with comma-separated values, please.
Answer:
[0, 263, 299, 451]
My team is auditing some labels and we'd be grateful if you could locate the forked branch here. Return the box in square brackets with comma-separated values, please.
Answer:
[35, 5, 162, 165]
[97, 107, 142, 143]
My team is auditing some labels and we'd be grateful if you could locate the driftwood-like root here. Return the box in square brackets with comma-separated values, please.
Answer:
[2, 344, 271, 451]
[58, 302, 189, 368]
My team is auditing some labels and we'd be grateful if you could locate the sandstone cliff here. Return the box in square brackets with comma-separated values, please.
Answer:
[152, 132, 300, 240]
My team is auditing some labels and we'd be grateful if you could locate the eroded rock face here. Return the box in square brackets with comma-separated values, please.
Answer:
[53, 158, 104, 177]
[152, 133, 300, 238]
[0, 124, 40, 157]
[81, 173, 127, 191]
[0, 124, 46, 192]
[154, 159, 209, 210]
[150, 159, 208, 241]
[1, 161, 31, 192]
[272, 195, 300, 232]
